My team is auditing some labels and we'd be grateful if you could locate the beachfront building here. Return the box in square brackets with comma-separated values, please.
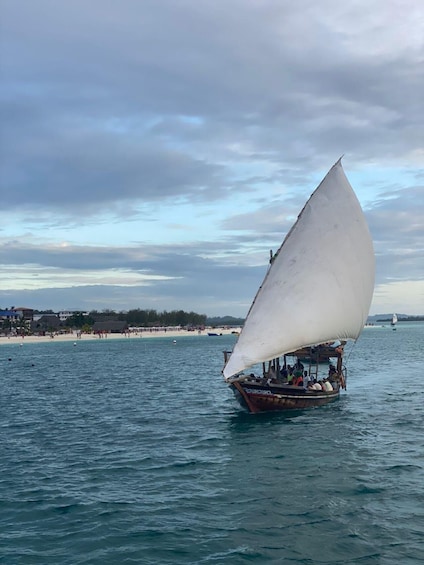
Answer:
[0, 307, 34, 335]
[0, 309, 20, 321]
[0, 307, 34, 321]
[30, 314, 62, 335]
[58, 310, 89, 321]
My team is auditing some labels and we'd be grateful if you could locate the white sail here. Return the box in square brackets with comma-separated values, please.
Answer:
[391, 314, 398, 325]
[223, 160, 375, 379]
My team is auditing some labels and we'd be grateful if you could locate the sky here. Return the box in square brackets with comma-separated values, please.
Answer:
[0, 0, 423, 317]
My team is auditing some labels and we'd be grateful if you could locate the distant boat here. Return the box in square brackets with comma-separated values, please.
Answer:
[391, 313, 398, 330]
[208, 332, 222, 336]
[222, 160, 375, 413]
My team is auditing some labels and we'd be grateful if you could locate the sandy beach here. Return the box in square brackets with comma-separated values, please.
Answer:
[0, 327, 241, 346]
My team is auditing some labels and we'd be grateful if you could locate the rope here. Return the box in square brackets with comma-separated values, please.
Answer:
[344, 339, 357, 365]
[340, 339, 359, 390]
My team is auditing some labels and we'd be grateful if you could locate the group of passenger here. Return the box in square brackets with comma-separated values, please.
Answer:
[271, 359, 338, 392]
[307, 377, 334, 392]
[251, 357, 340, 393]
[280, 360, 304, 384]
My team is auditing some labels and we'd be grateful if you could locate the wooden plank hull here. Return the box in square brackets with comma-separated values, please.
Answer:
[230, 381, 339, 414]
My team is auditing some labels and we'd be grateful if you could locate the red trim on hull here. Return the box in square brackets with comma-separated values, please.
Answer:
[232, 381, 261, 413]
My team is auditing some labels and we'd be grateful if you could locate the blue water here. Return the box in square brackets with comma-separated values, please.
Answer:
[1, 324, 423, 564]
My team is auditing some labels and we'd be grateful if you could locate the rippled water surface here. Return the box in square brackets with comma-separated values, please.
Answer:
[1, 324, 423, 564]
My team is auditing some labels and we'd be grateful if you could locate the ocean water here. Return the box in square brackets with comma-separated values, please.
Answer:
[0, 324, 423, 564]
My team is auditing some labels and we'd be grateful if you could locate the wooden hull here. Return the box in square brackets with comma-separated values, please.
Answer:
[230, 381, 339, 413]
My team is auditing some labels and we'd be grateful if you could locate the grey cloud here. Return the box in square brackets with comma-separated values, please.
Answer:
[0, 247, 265, 317]
[2, 1, 422, 214]
[367, 184, 424, 282]
[0, 0, 423, 315]
[2, 132, 225, 213]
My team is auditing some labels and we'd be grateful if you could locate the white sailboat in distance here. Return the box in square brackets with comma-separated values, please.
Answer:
[391, 313, 398, 330]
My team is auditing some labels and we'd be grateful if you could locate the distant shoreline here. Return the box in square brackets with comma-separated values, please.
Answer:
[0, 327, 241, 346]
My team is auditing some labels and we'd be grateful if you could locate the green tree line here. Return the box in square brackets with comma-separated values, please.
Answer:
[64, 309, 208, 329]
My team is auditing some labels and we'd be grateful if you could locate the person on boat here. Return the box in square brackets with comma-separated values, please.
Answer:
[329, 340, 344, 354]
[294, 375, 303, 387]
[322, 378, 334, 392]
[286, 366, 294, 384]
[293, 359, 304, 377]
[303, 370, 311, 389]
[328, 365, 338, 385]
[280, 366, 288, 381]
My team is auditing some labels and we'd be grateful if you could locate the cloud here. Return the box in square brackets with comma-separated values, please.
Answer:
[0, 0, 423, 315]
[368, 184, 424, 282]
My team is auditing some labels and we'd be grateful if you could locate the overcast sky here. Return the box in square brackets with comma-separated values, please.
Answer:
[1, 0, 423, 317]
